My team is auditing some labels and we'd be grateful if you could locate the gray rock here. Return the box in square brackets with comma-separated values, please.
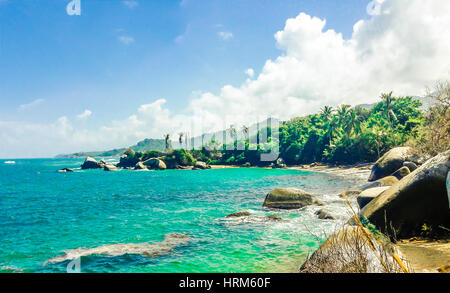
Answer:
[403, 161, 418, 172]
[81, 157, 104, 170]
[143, 158, 167, 170]
[361, 176, 399, 191]
[58, 168, 74, 173]
[368, 147, 418, 181]
[390, 166, 411, 180]
[356, 186, 391, 209]
[263, 188, 323, 209]
[226, 211, 251, 218]
[104, 164, 119, 171]
[315, 209, 335, 220]
[194, 161, 210, 170]
[134, 162, 147, 170]
[360, 150, 450, 238]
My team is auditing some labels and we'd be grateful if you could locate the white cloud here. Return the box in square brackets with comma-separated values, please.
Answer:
[18, 99, 45, 111]
[122, 1, 138, 9]
[118, 35, 135, 45]
[77, 109, 92, 120]
[218, 31, 233, 40]
[245, 68, 255, 78]
[2, 0, 450, 157]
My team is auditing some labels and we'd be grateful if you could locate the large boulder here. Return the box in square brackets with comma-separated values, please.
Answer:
[143, 158, 167, 170]
[193, 161, 210, 170]
[403, 161, 418, 172]
[134, 162, 148, 170]
[390, 166, 411, 180]
[361, 176, 399, 191]
[263, 188, 323, 209]
[360, 150, 450, 239]
[104, 164, 119, 172]
[356, 187, 391, 209]
[81, 157, 104, 170]
[368, 147, 419, 181]
[299, 226, 406, 273]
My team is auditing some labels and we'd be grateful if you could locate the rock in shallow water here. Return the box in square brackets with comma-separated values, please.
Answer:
[315, 209, 335, 220]
[81, 157, 105, 170]
[263, 188, 323, 209]
[226, 211, 251, 218]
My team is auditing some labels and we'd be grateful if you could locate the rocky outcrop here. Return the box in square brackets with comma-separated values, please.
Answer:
[134, 162, 147, 170]
[315, 209, 335, 220]
[356, 186, 391, 209]
[391, 166, 411, 180]
[360, 150, 450, 238]
[116, 155, 140, 168]
[81, 157, 105, 170]
[368, 147, 418, 182]
[143, 158, 167, 170]
[104, 164, 119, 172]
[193, 161, 210, 170]
[263, 188, 323, 209]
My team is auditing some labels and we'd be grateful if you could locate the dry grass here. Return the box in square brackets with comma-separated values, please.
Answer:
[299, 192, 413, 273]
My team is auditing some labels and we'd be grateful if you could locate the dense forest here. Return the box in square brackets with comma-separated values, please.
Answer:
[121, 81, 449, 167]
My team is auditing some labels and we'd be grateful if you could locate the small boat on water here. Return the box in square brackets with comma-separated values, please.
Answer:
[4, 161, 16, 164]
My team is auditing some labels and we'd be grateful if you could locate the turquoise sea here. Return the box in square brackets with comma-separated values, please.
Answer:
[0, 158, 366, 273]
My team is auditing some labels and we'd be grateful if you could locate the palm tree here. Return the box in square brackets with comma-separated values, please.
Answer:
[164, 134, 170, 151]
[178, 132, 184, 148]
[381, 92, 397, 125]
[320, 106, 333, 121]
[229, 125, 237, 148]
[337, 104, 351, 135]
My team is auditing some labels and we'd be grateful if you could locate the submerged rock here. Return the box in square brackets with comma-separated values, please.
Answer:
[58, 168, 74, 173]
[315, 209, 335, 220]
[266, 215, 283, 221]
[368, 147, 418, 182]
[81, 157, 105, 170]
[226, 211, 251, 218]
[263, 188, 323, 209]
[356, 186, 391, 209]
[360, 150, 450, 238]
[44, 233, 191, 265]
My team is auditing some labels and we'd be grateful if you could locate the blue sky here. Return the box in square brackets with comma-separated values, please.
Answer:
[1, 0, 449, 158]
[0, 0, 368, 125]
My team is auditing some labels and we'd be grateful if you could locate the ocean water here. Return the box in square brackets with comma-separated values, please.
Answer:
[0, 159, 367, 273]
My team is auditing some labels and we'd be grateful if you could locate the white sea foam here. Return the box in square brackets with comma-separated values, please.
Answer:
[43, 233, 190, 265]
[4, 161, 16, 164]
